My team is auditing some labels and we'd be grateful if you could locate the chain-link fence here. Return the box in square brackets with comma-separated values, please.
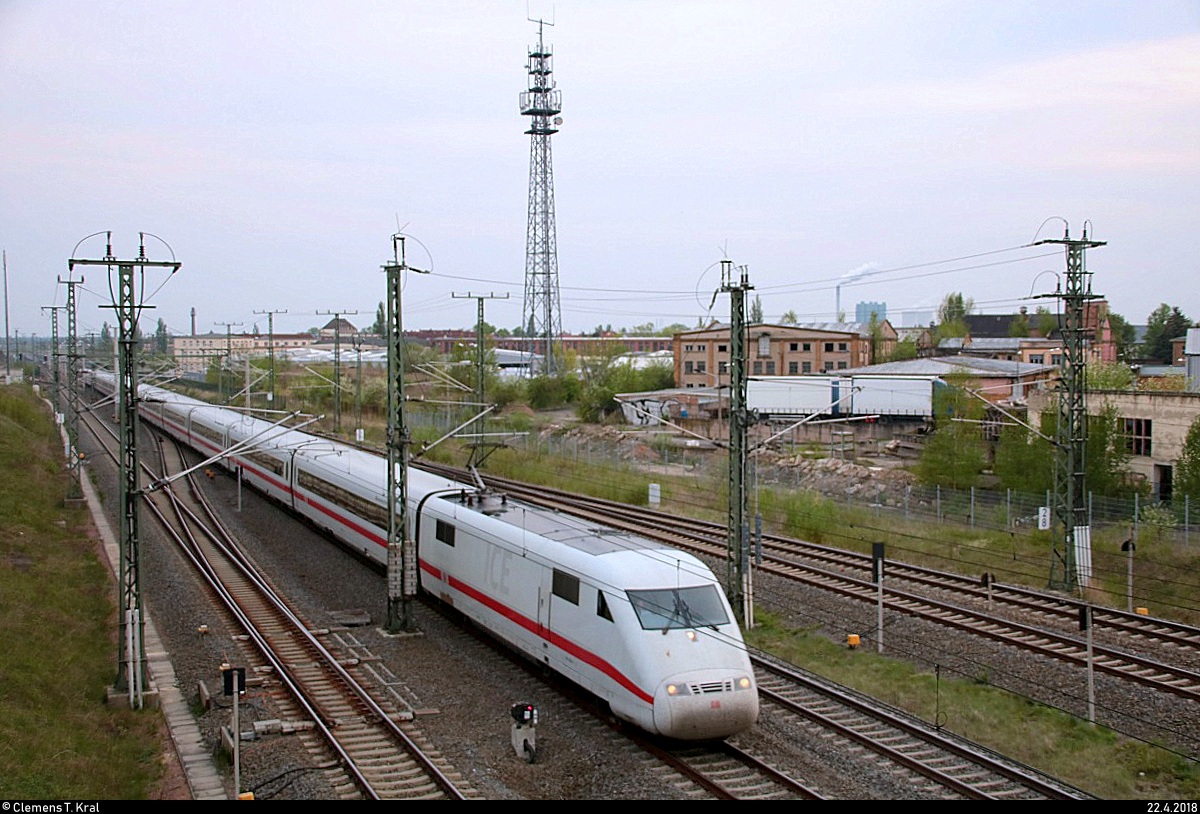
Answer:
[408, 406, 1197, 547]
[750, 459, 1196, 547]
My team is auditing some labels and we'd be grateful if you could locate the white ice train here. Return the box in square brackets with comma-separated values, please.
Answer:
[89, 372, 759, 741]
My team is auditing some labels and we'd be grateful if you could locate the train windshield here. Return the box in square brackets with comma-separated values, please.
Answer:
[626, 586, 730, 631]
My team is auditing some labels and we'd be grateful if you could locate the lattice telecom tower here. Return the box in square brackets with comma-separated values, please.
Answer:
[520, 19, 563, 375]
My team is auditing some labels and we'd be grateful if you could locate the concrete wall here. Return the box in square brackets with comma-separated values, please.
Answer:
[1026, 389, 1200, 498]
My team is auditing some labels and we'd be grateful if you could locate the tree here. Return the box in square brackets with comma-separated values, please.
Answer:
[993, 424, 1053, 494]
[659, 323, 689, 336]
[915, 379, 987, 489]
[400, 340, 437, 374]
[779, 309, 799, 325]
[937, 292, 973, 325]
[1175, 415, 1200, 504]
[1008, 312, 1030, 337]
[371, 301, 386, 335]
[1034, 306, 1057, 337]
[1106, 311, 1137, 362]
[935, 292, 972, 339]
[1037, 402, 1131, 498]
[867, 312, 883, 364]
[576, 360, 674, 423]
[1141, 303, 1192, 364]
[526, 374, 581, 410]
[916, 420, 987, 489]
[1085, 403, 1131, 497]
[885, 337, 919, 362]
[749, 295, 763, 324]
[1087, 360, 1133, 390]
[154, 318, 170, 354]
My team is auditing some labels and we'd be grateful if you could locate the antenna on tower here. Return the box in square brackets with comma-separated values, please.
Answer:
[520, 15, 563, 376]
[526, 3, 555, 26]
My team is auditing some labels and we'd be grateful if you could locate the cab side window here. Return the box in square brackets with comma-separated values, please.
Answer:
[552, 569, 579, 605]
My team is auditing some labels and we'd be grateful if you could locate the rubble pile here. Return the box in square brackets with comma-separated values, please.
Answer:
[536, 420, 920, 503]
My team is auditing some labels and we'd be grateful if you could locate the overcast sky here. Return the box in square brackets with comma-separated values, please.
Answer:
[3, 1, 1198, 344]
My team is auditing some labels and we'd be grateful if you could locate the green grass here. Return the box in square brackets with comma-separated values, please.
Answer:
[747, 611, 1200, 799]
[0, 384, 165, 799]
[482, 443, 659, 506]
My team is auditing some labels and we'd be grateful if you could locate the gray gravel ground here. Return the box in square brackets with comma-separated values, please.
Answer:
[88, 435, 704, 800]
[82, 427, 1199, 800]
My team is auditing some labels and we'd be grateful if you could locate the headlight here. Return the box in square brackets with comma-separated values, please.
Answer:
[666, 683, 692, 697]
[737, 676, 753, 690]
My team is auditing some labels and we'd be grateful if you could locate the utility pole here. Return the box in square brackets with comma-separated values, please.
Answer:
[1034, 223, 1105, 593]
[383, 234, 428, 633]
[41, 305, 65, 415]
[720, 259, 754, 628]
[71, 231, 181, 708]
[59, 275, 85, 502]
[253, 308, 287, 405]
[317, 310, 357, 433]
[214, 321, 242, 403]
[453, 292, 508, 466]
[3, 250, 9, 379]
[352, 334, 365, 443]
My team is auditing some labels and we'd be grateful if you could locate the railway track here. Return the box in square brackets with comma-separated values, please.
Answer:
[418, 463, 1200, 705]
[422, 591, 827, 800]
[749, 653, 1087, 799]
[79, 403, 846, 798]
[81, 410, 475, 800]
[655, 741, 825, 800]
[413, 462, 1095, 799]
[67, 399, 1162, 797]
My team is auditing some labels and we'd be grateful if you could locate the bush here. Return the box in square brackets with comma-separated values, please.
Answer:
[1139, 503, 1177, 540]
[576, 363, 674, 423]
[489, 377, 527, 409]
[526, 374, 581, 409]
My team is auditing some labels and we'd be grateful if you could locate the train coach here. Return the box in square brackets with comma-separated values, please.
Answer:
[87, 371, 759, 741]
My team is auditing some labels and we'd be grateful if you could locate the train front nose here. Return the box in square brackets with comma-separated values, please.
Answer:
[654, 668, 759, 740]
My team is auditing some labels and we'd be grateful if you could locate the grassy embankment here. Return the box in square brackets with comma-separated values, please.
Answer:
[0, 384, 165, 799]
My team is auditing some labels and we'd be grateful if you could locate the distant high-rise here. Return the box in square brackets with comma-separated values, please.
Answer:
[520, 20, 563, 374]
[900, 308, 936, 328]
[855, 301, 887, 324]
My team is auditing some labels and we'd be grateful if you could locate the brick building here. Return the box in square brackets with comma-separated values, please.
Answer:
[672, 322, 897, 389]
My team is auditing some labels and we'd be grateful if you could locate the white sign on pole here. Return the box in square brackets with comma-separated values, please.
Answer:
[1038, 506, 1051, 530]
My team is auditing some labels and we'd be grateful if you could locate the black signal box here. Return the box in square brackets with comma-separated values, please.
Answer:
[222, 666, 246, 696]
